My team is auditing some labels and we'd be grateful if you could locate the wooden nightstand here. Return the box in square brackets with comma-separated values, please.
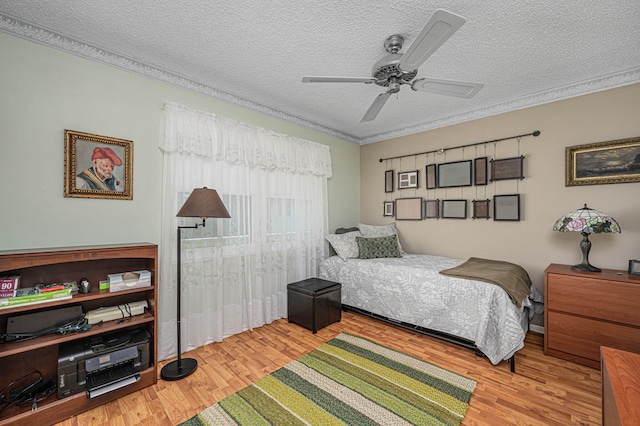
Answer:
[544, 264, 640, 369]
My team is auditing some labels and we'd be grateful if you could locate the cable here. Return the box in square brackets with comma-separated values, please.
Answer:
[0, 371, 56, 415]
[1, 316, 100, 342]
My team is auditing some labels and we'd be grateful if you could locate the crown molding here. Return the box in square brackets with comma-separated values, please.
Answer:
[359, 68, 640, 145]
[2, 12, 638, 146]
[0, 13, 360, 144]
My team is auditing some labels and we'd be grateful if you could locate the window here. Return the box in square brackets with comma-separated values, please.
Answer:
[267, 197, 313, 242]
[181, 192, 250, 247]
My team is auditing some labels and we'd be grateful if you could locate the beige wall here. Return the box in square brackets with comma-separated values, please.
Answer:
[0, 33, 360, 250]
[360, 83, 640, 299]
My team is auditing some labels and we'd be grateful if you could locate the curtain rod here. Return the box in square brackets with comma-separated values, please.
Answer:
[378, 130, 541, 163]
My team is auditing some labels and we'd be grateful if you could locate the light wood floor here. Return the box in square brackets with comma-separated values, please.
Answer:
[55, 311, 601, 425]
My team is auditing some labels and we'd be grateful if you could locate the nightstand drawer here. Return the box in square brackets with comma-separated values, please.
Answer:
[547, 273, 640, 327]
[547, 311, 640, 363]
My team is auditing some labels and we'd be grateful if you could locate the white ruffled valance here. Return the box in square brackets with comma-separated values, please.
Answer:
[160, 101, 332, 177]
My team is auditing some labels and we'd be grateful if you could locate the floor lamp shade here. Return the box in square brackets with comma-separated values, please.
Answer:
[176, 187, 230, 219]
[161, 187, 230, 381]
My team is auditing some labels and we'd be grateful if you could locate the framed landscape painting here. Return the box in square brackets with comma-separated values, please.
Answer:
[565, 136, 640, 186]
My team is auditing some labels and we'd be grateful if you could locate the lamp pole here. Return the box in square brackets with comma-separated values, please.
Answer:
[161, 187, 229, 381]
[160, 220, 203, 380]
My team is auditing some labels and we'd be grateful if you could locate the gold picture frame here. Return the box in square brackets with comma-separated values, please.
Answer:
[64, 130, 133, 199]
[565, 136, 640, 186]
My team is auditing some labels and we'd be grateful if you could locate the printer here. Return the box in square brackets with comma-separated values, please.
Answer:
[58, 328, 151, 399]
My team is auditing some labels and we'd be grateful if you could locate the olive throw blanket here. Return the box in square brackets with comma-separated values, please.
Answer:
[439, 257, 532, 308]
[181, 333, 476, 426]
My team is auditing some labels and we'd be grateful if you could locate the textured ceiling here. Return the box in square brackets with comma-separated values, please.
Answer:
[1, 1, 639, 144]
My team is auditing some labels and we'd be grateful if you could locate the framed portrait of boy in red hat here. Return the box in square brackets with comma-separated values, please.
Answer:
[64, 130, 133, 199]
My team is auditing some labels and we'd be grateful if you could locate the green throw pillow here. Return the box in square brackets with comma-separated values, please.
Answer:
[356, 235, 401, 259]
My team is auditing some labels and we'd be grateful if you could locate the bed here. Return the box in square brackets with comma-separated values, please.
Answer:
[320, 226, 542, 372]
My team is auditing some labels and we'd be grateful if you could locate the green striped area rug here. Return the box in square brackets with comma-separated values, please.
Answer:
[181, 333, 476, 426]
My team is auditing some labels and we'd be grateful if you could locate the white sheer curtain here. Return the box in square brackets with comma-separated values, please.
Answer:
[158, 101, 332, 360]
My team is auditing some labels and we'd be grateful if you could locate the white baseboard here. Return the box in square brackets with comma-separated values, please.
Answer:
[529, 324, 544, 334]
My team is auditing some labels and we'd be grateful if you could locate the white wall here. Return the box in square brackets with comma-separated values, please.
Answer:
[360, 83, 640, 305]
[0, 33, 360, 250]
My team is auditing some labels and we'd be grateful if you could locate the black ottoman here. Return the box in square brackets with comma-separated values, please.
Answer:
[287, 278, 341, 333]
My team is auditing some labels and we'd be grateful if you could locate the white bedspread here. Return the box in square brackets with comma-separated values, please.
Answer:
[319, 254, 540, 365]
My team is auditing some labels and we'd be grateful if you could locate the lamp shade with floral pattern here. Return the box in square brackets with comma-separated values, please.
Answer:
[553, 204, 621, 272]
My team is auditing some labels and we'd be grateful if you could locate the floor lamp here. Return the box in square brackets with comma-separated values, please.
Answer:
[161, 187, 230, 381]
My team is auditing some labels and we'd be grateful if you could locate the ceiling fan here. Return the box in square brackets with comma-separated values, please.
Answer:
[302, 9, 483, 123]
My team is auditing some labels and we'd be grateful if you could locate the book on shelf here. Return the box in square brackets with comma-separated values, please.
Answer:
[0, 274, 20, 298]
[0, 286, 72, 309]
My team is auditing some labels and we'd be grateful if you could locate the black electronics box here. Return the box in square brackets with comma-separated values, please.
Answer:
[5, 305, 84, 342]
[57, 328, 151, 399]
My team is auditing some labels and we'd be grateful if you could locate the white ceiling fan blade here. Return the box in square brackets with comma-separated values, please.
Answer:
[398, 9, 466, 72]
[411, 78, 483, 98]
[360, 92, 392, 122]
[302, 76, 376, 83]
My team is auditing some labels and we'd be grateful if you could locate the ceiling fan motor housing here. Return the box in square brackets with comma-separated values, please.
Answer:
[372, 53, 418, 87]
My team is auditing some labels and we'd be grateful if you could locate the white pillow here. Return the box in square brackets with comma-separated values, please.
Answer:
[358, 222, 406, 255]
[325, 230, 362, 261]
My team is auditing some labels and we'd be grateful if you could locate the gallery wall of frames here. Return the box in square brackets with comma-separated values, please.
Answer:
[382, 131, 541, 222]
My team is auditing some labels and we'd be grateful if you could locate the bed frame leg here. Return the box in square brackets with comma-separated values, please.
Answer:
[510, 356, 515, 373]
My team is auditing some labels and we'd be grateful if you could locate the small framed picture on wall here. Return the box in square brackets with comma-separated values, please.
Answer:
[441, 199, 467, 219]
[395, 197, 423, 220]
[472, 199, 491, 219]
[424, 199, 440, 218]
[398, 170, 419, 189]
[490, 156, 524, 181]
[474, 157, 488, 186]
[384, 170, 394, 193]
[438, 160, 472, 188]
[425, 164, 437, 189]
[383, 201, 394, 217]
[494, 194, 521, 221]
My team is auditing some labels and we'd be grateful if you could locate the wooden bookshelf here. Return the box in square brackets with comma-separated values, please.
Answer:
[0, 243, 158, 426]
